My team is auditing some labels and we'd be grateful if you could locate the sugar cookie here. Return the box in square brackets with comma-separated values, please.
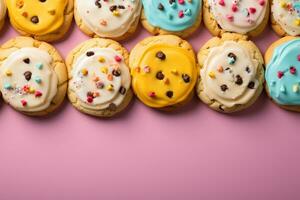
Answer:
[66, 38, 132, 117]
[0, 37, 67, 116]
[197, 33, 265, 113]
[6, 0, 74, 42]
[130, 35, 198, 110]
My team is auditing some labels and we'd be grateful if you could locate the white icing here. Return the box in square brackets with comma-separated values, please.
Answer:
[76, 0, 142, 38]
[0, 48, 58, 112]
[0, 0, 6, 21]
[69, 47, 131, 110]
[208, 0, 267, 33]
[201, 41, 259, 107]
[272, 0, 300, 36]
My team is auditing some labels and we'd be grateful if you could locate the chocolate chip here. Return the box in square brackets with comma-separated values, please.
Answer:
[156, 71, 164, 80]
[246, 66, 251, 73]
[248, 81, 255, 89]
[118, 5, 125, 9]
[108, 103, 117, 111]
[112, 69, 121, 77]
[87, 91, 94, 97]
[158, 3, 164, 10]
[235, 75, 243, 85]
[23, 58, 30, 64]
[169, 0, 175, 4]
[228, 52, 237, 60]
[95, 0, 101, 8]
[31, 16, 39, 24]
[156, 51, 166, 60]
[182, 74, 190, 83]
[39, 0, 46, 2]
[24, 71, 32, 81]
[86, 51, 94, 57]
[110, 5, 117, 12]
[220, 84, 228, 91]
[119, 86, 126, 95]
[166, 91, 173, 98]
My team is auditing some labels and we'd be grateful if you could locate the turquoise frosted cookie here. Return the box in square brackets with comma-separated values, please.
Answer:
[265, 37, 300, 112]
[141, 0, 202, 38]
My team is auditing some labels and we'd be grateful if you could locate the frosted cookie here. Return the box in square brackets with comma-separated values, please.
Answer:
[0, 0, 6, 31]
[204, 0, 269, 37]
[74, 0, 142, 41]
[0, 37, 67, 116]
[129, 35, 198, 110]
[141, 0, 202, 38]
[66, 39, 132, 117]
[271, 0, 300, 36]
[265, 37, 300, 112]
[6, 0, 74, 42]
[197, 33, 265, 113]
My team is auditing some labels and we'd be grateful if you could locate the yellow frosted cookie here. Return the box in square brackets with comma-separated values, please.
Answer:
[129, 35, 198, 110]
[0, 37, 67, 116]
[6, 0, 73, 42]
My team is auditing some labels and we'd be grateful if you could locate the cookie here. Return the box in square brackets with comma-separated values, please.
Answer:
[197, 33, 265, 113]
[74, 0, 142, 41]
[0, 37, 68, 116]
[129, 35, 198, 110]
[140, 0, 202, 38]
[66, 38, 133, 117]
[265, 36, 300, 112]
[6, 0, 74, 42]
[271, 0, 300, 36]
[0, 0, 6, 31]
[203, 0, 269, 37]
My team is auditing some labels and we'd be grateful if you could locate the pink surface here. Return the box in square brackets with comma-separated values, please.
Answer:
[0, 18, 300, 200]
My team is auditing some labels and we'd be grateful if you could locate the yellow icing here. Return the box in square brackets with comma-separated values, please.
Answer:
[131, 45, 197, 108]
[6, 0, 67, 35]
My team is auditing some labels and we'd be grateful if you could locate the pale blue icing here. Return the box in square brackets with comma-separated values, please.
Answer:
[265, 39, 300, 105]
[142, 0, 201, 31]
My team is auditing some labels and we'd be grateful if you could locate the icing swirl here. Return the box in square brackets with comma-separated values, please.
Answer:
[265, 38, 300, 105]
[272, 0, 300, 36]
[142, 0, 201, 31]
[69, 48, 131, 110]
[201, 41, 259, 107]
[6, 0, 68, 35]
[208, 0, 267, 33]
[76, 0, 142, 38]
[0, 48, 58, 112]
[131, 44, 197, 108]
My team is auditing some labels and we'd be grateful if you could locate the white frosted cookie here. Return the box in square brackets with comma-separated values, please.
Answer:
[0, 37, 67, 116]
[75, 0, 142, 40]
[197, 34, 265, 113]
[66, 38, 132, 117]
[271, 0, 300, 36]
[0, 0, 6, 30]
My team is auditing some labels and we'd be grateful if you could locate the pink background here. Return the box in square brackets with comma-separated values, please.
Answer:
[0, 17, 300, 200]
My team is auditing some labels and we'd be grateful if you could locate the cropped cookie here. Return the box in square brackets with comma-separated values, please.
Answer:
[204, 0, 269, 37]
[0, 37, 68, 116]
[0, 0, 6, 30]
[130, 35, 198, 110]
[271, 0, 300, 36]
[197, 33, 265, 113]
[6, 0, 73, 42]
[265, 37, 300, 112]
[74, 0, 142, 41]
[66, 39, 132, 117]
[141, 0, 202, 38]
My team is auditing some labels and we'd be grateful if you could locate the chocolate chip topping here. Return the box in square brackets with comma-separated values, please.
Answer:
[169, 0, 175, 4]
[156, 71, 165, 80]
[39, 0, 46, 2]
[119, 86, 126, 95]
[112, 69, 121, 77]
[228, 52, 237, 61]
[156, 51, 166, 60]
[24, 71, 32, 81]
[86, 51, 95, 57]
[31, 16, 39, 24]
[158, 3, 164, 10]
[110, 5, 118, 12]
[220, 84, 228, 92]
[246, 66, 251, 73]
[95, 0, 101, 8]
[182, 74, 190, 83]
[108, 103, 117, 111]
[166, 91, 173, 98]
[248, 81, 255, 89]
[235, 75, 243, 85]
[23, 58, 30, 64]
